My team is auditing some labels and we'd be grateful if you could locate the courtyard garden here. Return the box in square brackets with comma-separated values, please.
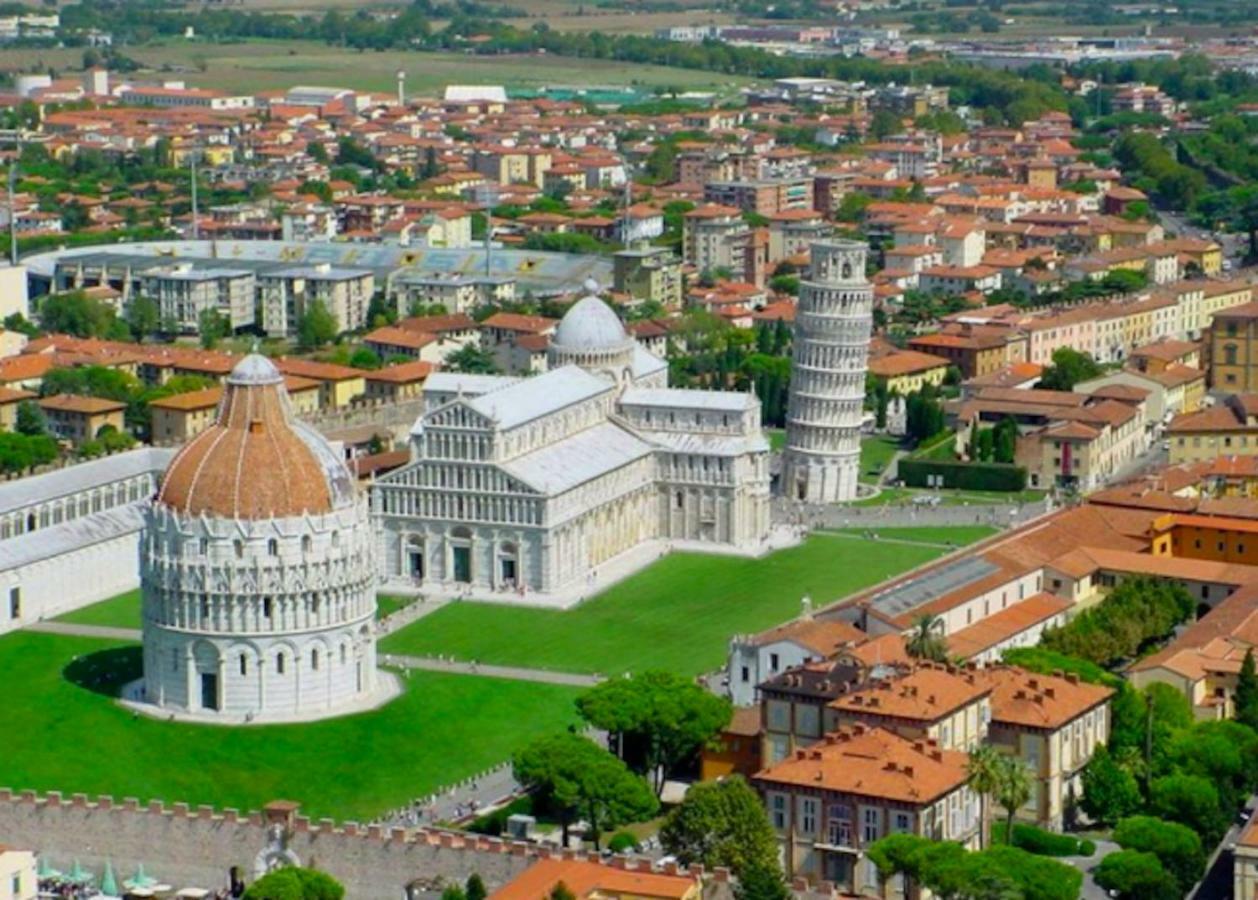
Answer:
[0, 631, 582, 822]
[380, 532, 977, 676]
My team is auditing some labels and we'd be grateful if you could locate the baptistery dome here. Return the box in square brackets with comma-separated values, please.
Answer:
[156, 354, 354, 519]
[137, 353, 386, 724]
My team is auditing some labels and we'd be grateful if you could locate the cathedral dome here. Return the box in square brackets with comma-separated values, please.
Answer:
[156, 353, 355, 520]
[553, 291, 630, 352]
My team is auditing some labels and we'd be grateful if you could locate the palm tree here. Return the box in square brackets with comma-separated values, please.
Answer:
[966, 745, 1003, 849]
[994, 755, 1035, 845]
[906, 614, 948, 662]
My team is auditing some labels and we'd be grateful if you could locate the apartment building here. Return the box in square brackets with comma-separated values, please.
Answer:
[682, 204, 765, 285]
[703, 178, 814, 216]
[137, 263, 256, 333]
[612, 246, 683, 306]
[1210, 300, 1258, 393]
[1167, 394, 1258, 464]
[38, 394, 125, 444]
[256, 264, 375, 338]
[149, 376, 321, 443]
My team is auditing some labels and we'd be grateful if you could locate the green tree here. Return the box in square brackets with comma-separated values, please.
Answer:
[733, 862, 790, 900]
[659, 776, 778, 875]
[1093, 850, 1179, 900]
[1149, 773, 1227, 844]
[198, 308, 230, 350]
[349, 347, 382, 370]
[869, 109, 903, 140]
[1038, 347, 1102, 391]
[124, 295, 161, 341]
[241, 866, 345, 900]
[464, 874, 486, 900]
[906, 614, 948, 662]
[445, 344, 501, 374]
[993, 755, 1034, 845]
[576, 670, 731, 795]
[513, 732, 658, 849]
[548, 883, 576, 900]
[983, 846, 1081, 900]
[37, 290, 118, 338]
[1080, 745, 1142, 827]
[297, 300, 338, 351]
[1237, 648, 1258, 731]
[967, 744, 1004, 850]
[1113, 816, 1205, 894]
[15, 400, 46, 437]
[441, 886, 466, 900]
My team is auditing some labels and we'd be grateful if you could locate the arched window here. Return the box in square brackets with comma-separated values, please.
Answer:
[276, 653, 285, 675]
[302, 535, 312, 554]
[267, 538, 279, 557]
[340, 644, 347, 665]
[263, 597, 274, 618]
[311, 648, 319, 671]
[26, 513, 35, 533]
[233, 540, 244, 559]
[1226, 344, 1239, 366]
[239, 655, 248, 676]
[841, 262, 852, 279]
[311, 593, 321, 614]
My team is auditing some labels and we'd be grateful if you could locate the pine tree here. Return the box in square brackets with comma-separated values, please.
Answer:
[1237, 649, 1258, 730]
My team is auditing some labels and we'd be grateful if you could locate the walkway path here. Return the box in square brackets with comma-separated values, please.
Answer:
[382, 653, 602, 688]
[28, 621, 141, 641]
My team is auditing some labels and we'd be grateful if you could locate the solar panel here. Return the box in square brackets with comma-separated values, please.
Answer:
[868, 555, 999, 618]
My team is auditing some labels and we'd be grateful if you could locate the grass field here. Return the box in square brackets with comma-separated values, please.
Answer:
[380, 535, 951, 675]
[829, 526, 999, 546]
[0, 631, 581, 821]
[859, 436, 902, 485]
[0, 41, 753, 97]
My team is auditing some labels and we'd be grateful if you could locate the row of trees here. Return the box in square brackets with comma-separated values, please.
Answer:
[866, 834, 1081, 900]
[1040, 576, 1195, 666]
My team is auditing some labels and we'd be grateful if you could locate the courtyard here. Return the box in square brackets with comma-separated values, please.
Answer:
[379, 531, 985, 676]
[0, 631, 582, 822]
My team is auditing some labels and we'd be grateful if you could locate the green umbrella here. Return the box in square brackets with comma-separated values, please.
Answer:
[101, 859, 119, 896]
[69, 859, 93, 885]
[36, 855, 62, 880]
[126, 862, 156, 890]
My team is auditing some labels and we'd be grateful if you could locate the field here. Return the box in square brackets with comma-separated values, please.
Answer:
[380, 533, 961, 675]
[0, 631, 581, 822]
[859, 436, 902, 485]
[0, 40, 754, 97]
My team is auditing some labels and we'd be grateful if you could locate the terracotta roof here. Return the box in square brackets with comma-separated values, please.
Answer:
[725, 705, 763, 737]
[973, 665, 1113, 730]
[945, 592, 1072, 661]
[482, 312, 557, 333]
[491, 859, 698, 900]
[38, 393, 125, 414]
[829, 663, 990, 722]
[754, 724, 969, 805]
[749, 617, 866, 655]
[364, 360, 436, 384]
[868, 349, 951, 378]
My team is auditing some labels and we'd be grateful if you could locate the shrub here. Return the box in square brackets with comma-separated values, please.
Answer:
[898, 458, 1027, 491]
[1113, 816, 1205, 894]
[607, 831, 639, 854]
[1094, 849, 1179, 900]
[1009, 823, 1095, 857]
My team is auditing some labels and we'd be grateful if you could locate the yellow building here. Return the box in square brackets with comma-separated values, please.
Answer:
[149, 376, 321, 444]
[1235, 818, 1258, 900]
[362, 360, 434, 402]
[274, 359, 366, 409]
[0, 846, 36, 900]
[38, 394, 126, 444]
[867, 348, 951, 395]
[1210, 300, 1258, 393]
[1149, 513, 1258, 568]
[1167, 395, 1258, 464]
[0, 386, 35, 430]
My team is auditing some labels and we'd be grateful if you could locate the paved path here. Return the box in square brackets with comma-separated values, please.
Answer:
[814, 530, 973, 550]
[1059, 837, 1119, 900]
[27, 621, 142, 641]
[382, 653, 602, 687]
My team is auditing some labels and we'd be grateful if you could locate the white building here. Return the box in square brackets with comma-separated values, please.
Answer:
[138, 263, 256, 333]
[780, 241, 874, 504]
[138, 354, 383, 722]
[372, 285, 773, 596]
[257, 263, 375, 338]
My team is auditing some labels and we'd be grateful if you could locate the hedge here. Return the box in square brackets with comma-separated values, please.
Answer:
[1005, 823, 1096, 857]
[898, 458, 1027, 492]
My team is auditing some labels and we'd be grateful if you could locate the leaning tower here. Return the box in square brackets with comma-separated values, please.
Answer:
[781, 240, 874, 503]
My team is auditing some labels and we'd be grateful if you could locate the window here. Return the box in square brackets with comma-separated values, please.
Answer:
[276, 653, 285, 675]
[311, 648, 319, 670]
[741, 666, 750, 683]
[862, 808, 881, 843]
[239, 655, 247, 676]
[200, 595, 210, 619]
[263, 597, 274, 618]
[268, 538, 279, 556]
[199, 537, 209, 555]
[770, 652, 780, 672]
[8, 587, 19, 619]
[302, 535, 312, 553]
[233, 539, 244, 559]
[340, 644, 347, 664]
[893, 812, 912, 833]
[769, 793, 788, 830]
[1225, 344, 1240, 365]
[799, 797, 818, 836]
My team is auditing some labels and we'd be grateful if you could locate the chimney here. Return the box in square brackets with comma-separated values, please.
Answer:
[903, 765, 914, 777]
[1065, 673, 1079, 684]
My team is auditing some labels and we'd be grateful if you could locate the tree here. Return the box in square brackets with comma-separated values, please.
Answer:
[15, 400, 46, 437]
[297, 300, 338, 351]
[124, 296, 161, 341]
[659, 776, 778, 875]
[1149, 773, 1227, 844]
[993, 417, 1018, 465]
[993, 755, 1033, 845]
[441, 887, 465, 900]
[733, 862, 790, 900]
[983, 846, 1081, 900]
[906, 614, 948, 662]
[464, 874, 486, 900]
[1080, 745, 1141, 827]
[1237, 649, 1258, 731]
[198, 309, 230, 350]
[1113, 816, 1205, 895]
[512, 732, 657, 849]
[548, 884, 576, 900]
[37, 290, 118, 338]
[446, 345, 500, 375]
[241, 867, 345, 900]
[1093, 850, 1179, 900]
[869, 109, 903, 140]
[1038, 347, 1102, 391]
[967, 745, 1003, 849]
[576, 671, 731, 795]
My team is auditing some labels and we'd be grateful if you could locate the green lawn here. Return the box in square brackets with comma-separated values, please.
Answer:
[859, 436, 903, 485]
[767, 428, 786, 452]
[0, 632, 581, 822]
[380, 536, 949, 675]
[375, 595, 415, 620]
[828, 526, 999, 546]
[55, 590, 141, 629]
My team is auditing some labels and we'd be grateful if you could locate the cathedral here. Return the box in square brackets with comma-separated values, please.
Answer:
[138, 353, 383, 723]
[372, 284, 772, 596]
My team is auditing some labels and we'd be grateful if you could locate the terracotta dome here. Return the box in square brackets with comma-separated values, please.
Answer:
[156, 354, 355, 519]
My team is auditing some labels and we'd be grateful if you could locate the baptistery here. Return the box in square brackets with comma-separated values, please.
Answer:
[138, 353, 381, 722]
